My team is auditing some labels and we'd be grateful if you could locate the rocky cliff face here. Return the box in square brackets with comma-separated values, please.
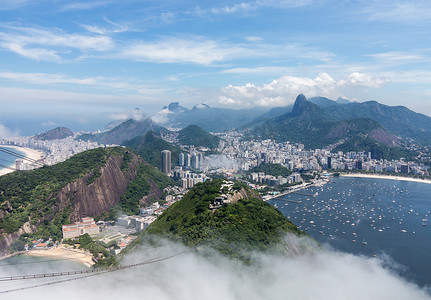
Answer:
[0, 221, 37, 256]
[55, 153, 140, 222]
[0, 150, 165, 255]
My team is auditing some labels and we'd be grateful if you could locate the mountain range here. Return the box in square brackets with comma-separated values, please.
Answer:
[42, 93, 431, 160]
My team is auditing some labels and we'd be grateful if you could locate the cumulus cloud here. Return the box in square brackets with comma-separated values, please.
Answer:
[0, 238, 429, 299]
[151, 108, 172, 125]
[0, 123, 19, 137]
[219, 72, 388, 107]
[109, 108, 146, 122]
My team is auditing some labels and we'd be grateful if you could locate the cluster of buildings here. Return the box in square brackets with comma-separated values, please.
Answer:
[1, 135, 100, 166]
[161, 149, 209, 189]
[248, 172, 302, 186]
[325, 151, 429, 175]
[161, 149, 206, 176]
[61, 217, 100, 239]
[117, 215, 158, 232]
[216, 131, 430, 176]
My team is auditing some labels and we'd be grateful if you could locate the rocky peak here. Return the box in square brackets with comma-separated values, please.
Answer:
[291, 94, 311, 116]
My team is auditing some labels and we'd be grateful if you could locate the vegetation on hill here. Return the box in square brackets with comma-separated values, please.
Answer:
[178, 125, 220, 149]
[146, 179, 304, 261]
[0, 147, 110, 236]
[333, 136, 415, 161]
[122, 131, 181, 170]
[249, 163, 292, 177]
[0, 147, 173, 244]
[36, 127, 74, 140]
[118, 163, 175, 215]
[78, 118, 163, 145]
[252, 95, 404, 156]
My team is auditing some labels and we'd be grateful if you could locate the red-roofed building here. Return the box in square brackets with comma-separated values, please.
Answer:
[62, 217, 100, 239]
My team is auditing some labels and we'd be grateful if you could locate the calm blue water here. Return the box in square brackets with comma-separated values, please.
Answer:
[0, 147, 26, 172]
[270, 177, 431, 287]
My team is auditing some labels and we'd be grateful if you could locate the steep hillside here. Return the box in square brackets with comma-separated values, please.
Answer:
[0, 147, 173, 255]
[78, 118, 163, 145]
[323, 100, 431, 145]
[252, 94, 400, 151]
[146, 179, 304, 261]
[123, 131, 181, 169]
[178, 125, 220, 149]
[36, 127, 74, 140]
[333, 136, 414, 161]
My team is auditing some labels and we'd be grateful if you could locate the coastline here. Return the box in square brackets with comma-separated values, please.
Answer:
[25, 245, 95, 267]
[341, 173, 431, 185]
[0, 145, 44, 176]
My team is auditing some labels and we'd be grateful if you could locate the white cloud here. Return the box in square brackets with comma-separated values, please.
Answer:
[339, 72, 389, 88]
[60, 1, 112, 11]
[0, 71, 170, 95]
[0, 123, 19, 137]
[221, 66, 294, 75]
[119, 36, 333, 65]
[209, 0, 314, 15]
[219, 72, 388, 107]
[42, 121, 56, 127]
[151, 108, 172, 124]
[1, 239, 429, 300]
[366, 1, 431, 24]
[0, 0, 31, 10]
[119, 37, 249, 65]
[0, 25, 114, 61]
[81, 17, 132, 35]
[109, 108, 146, 122]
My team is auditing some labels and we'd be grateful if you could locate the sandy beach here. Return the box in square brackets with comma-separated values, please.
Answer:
[26, 245, 95, 267]
[341, 173, 431, 185]
[0, 145, 44, 176]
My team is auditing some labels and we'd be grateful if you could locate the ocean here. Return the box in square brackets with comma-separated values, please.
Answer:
[0, 147, 26, 172]
[269, 177, 431, 287]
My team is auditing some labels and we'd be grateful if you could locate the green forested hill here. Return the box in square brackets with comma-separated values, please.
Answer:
[178, 125, 220, 149]
[252, 95, 401, 152]
[122, 131, 181, 169]
[146, 179, 304, 261]
[0, 147, 173, 247]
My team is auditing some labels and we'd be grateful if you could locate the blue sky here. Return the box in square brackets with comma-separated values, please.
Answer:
[1, 0, 431, 134]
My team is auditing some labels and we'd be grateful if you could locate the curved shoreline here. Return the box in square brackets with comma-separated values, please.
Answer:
[0, 145, 44, 176]
[25, 245, 95, 267]
[341, 173, 431, 185]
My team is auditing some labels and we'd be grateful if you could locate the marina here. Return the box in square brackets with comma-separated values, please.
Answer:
[269, 176, 431, 288]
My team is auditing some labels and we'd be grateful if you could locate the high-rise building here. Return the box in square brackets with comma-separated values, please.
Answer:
[327, 157, 332, 169]
[186, 153, 191, 167]
[198, 153, 204, 168]
[179, 153, 185, 166]
[191, 152, 199, 169]
[161, 150, 172, 174]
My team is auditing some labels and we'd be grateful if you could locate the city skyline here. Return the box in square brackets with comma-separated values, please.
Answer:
[1, 1, 431, 136]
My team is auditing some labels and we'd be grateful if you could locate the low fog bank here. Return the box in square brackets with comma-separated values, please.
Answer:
[204, 154, 240, 171]
[1, 236, 430, 300]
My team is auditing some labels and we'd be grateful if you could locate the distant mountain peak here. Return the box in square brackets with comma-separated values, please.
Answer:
[291, 94, 311, 116]
[335, 97, 351, 104]
[163, 102, 188, 113]
[36, 127, 73, 140]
